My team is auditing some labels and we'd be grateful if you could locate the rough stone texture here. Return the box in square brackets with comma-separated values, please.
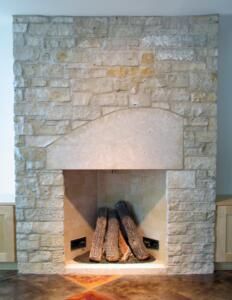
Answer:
[13, 15, 218, 275]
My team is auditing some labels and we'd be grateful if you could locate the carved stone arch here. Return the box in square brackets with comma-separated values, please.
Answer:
[46, 108, 183, 170]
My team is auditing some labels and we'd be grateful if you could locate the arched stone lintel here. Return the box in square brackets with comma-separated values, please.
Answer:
[47, 108, 183, 170]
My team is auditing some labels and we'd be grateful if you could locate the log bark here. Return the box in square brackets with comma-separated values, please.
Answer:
[115, 201, 150, 261]
[105, 209, 120, 262]
[119, 229, 133, 262]
[89, 207, 108, 262]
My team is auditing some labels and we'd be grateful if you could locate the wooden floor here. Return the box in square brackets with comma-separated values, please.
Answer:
[0, 270, 232, 299]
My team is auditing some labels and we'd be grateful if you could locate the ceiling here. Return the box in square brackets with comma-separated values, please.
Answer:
[1, 0, 232, 17]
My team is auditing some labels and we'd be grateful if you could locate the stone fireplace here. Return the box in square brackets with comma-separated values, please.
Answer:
[14, 15, 218, 274]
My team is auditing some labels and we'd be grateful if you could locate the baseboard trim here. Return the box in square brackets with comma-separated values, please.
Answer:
[215, 262, 232, 270]
[0, 262, 17, 270]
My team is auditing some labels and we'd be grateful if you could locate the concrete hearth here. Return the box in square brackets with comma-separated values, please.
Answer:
[14, 15, 218, 274]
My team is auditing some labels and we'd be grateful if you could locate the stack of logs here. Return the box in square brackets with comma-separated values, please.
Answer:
[89, 200, 151, 263]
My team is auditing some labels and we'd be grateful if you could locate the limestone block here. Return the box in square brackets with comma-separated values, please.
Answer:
[142, 34, 206, 48]
[129, 93, 151, 107]
[14, 88, 24, 102]
[39, 172, 63, 186]
[31, 78, 47, 87]
[108, 24, 143, 38]
[45, 104, 72, 120]
[25, 136, 58, 147]
[14, 102, 47, 116]
[72, 106, 101, 120]
[47, 108, 183, 170]
[49, 79, 69, 88]
[154, 61, 171, 73]
[168, 72, 189, 88]
[152, 88, 189, 102]
[184, 117, 208, 126]
[75, 17, 108, 38]
[196, 178, 216, 189]
[50, 186, 64, 198]
[51, 250, 64, 263]
[189, 72, 217, 93]
[32, 120, 71, 135]
[25, 36, 44, 47]
[16, 208, 24, 221]
[167, 171, 195, 188]
[72, 92, 92, 105]
[17, 239, 39, 251]
[29, 251, 52, 262]
[141, 52, 155, 64]
[36, 197, 63, 209]
[27, 222, 63, 234]
[168, 224, 188, 235]
[40, 235, 64, 248]
[51, 16, 74, 23]
[13, 62, 22, 76]
[13, 47, 39, 61]
[195, 131, 217, 143]
[26, 161, 45, 170]
[185, 156, 216, 170]
[13, 23, 28, 33]
[24, 87, 70, 102]
[99, 52, 139, 66]
[171, 103, 217, 117]
[16, 196, 35, 208]
[22, 64, 64, 78]
[167, 188, 216, 203]
[17, 251, 28, 263]
[169, 211, 207, 223]
[107, 66, 154, 78]
[29, 23, 74, 36]
[71, 78, 113, 93]
[15, 117, 33, 135]
[152, 102, 170, 110]
[169, 201, 215, 212]
[14, 16, 49, 23]
[91, 93, 128, 106]
[191, 92, 216, 102]
[24, 208, 63, 221]
[172, 62, 206, 72]
[156, 48, 194, 61]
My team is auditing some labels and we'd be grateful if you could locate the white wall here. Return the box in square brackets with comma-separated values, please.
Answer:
[0, 14, 231, 202]
[217, 15, 232, 195]
[0, 16, 14, 202]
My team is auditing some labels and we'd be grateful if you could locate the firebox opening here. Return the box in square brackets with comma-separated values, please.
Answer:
[64, 169, 167, 271]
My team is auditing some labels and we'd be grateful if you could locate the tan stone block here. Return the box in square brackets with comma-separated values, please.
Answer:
[107, 66, 138, 78]
[40, 235, 64, 248]
[72, 106, 101, 120]
[167, 171, 195, 188]
[191, 92, 217, 102]
[107, 66, 154, 78]
[29, 251, 52, 262]
[129, 93, 151, 107]
[141, 53, 154, 64]
[72, 92, 92, 105]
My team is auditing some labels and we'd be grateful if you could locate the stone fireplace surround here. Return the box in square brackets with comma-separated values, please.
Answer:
[14, 15, 218, 274]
